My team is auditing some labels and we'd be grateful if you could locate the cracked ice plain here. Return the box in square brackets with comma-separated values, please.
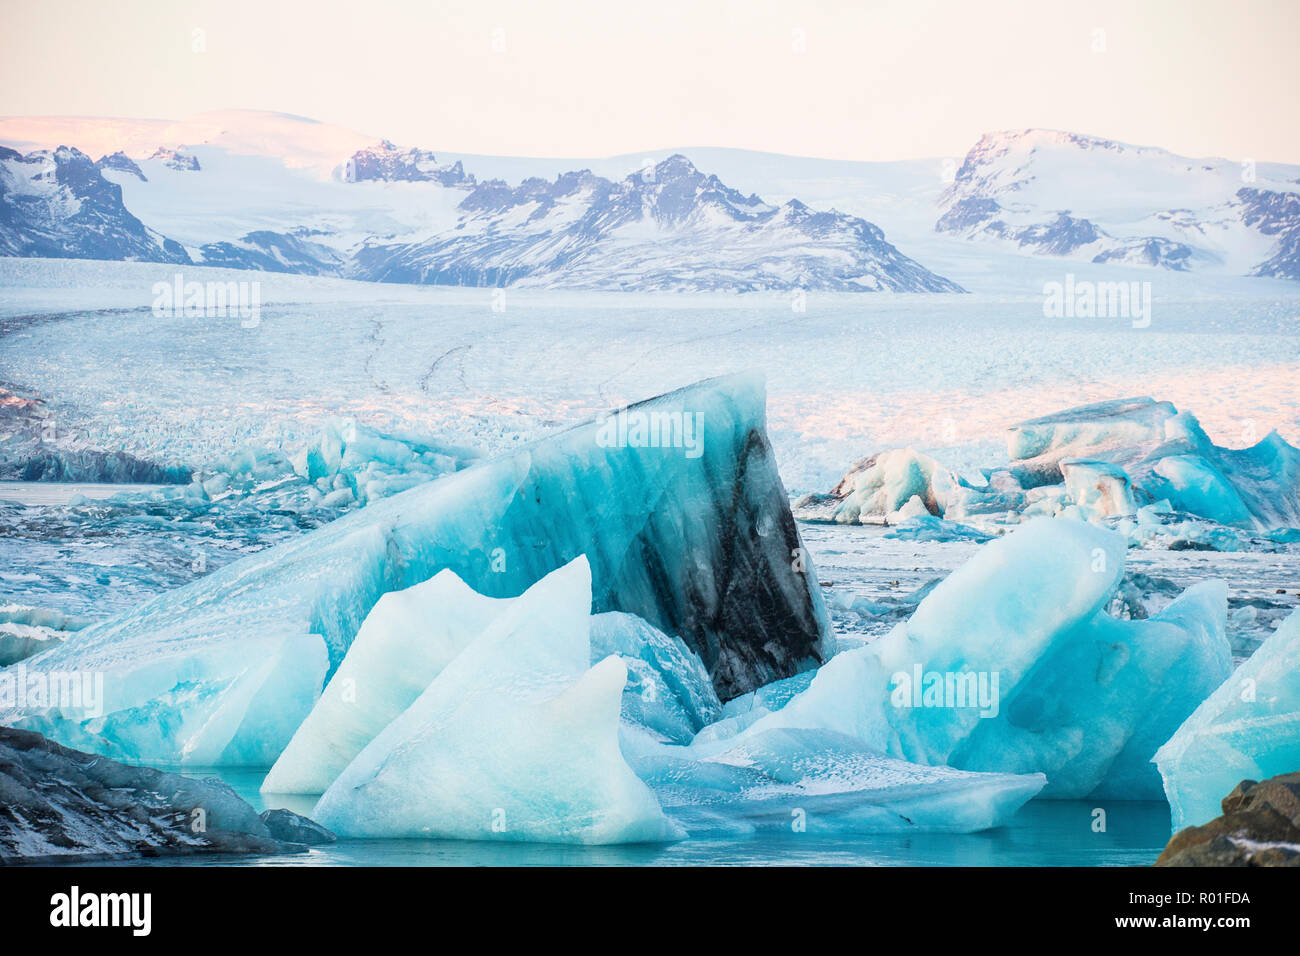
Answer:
[1156, 607, 1300, 830]
[0, 373, 827, 767]
[690, 518, 1232, 800]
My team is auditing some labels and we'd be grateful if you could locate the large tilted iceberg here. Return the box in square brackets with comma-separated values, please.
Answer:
[313, 558, 683, 845]
[1155, 607, 1300, 830]
[795, 397, 1300, 539]
[0, 374, 828, 766]
[690, 518, 1231, 799]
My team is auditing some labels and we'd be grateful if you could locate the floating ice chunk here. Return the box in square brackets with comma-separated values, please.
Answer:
[1144, 454, 1252, 527]
[803, 396, 1300, 536]
[692, 671, 815, 746]
[796, 450, 1025, 525]
[883, 514, 993, 543]
[955, 580, 1230, 798]
[0, 604, 89, 667]
[698, 518, 1230, 798]
[313, 558, 682, 844]
[591, 611, 721, 744]
[262, 570, 511, 794]
[1061, 458, 1136, 520]
[794, 448, 949, 523]
[1007, 397, 1179, 487]
[886, 493, 931, 524]
[1156, 608, 1300, 829]
[0, 461, 522, 766]
[1, 374, 827, 766]
[635, 727, 1043, 834]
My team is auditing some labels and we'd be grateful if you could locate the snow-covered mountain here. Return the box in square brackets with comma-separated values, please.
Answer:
[2, 111, 1297, 289]
[0, 112, 962, 292]
[352, 154, 963, 291]
[0, 145, 188, 263]
[343, 140, 476, 187]
[936, 130, 1300, 278]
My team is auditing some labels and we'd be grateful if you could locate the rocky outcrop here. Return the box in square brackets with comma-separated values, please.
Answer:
[1155, 772, 1300, 867]
[95, 151, 147, 181]
[149, 147, 200, 171]
[1238, 187, 1300, 280]
[343, 140, 476, 186]
[259, 808, 336, 845]
[0, 726, 324, 863]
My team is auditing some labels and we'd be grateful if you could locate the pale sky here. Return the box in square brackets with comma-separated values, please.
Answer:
[2, 0, 1297, 163]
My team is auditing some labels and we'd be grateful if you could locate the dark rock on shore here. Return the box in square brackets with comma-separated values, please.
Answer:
[261, 808, 336, 845]
[1156, 772, 1300, 867]
[0, 726, 319, 863]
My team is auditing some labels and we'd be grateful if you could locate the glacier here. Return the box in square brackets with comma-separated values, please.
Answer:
[0, 373, 829, 766]
[1155, 607, 1300, 830]
[689, 518, 1231, 799]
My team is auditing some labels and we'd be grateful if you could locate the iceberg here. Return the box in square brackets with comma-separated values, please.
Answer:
[591, 611, 722, 745]
[635, 727, 1044, 835]
[693, 518, 1231, 798]
[261, 570, 510, 794]
[1, 374, 828, 766]
[796, 396, 1300, 535]
[1155, 607, 1300, 830]
[883, 514, 993, 543]
[1060, 458, 1136, 520]
[313, 558, 683, 844]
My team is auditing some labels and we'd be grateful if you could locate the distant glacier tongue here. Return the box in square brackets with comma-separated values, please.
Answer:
[0, 372, 829, 767]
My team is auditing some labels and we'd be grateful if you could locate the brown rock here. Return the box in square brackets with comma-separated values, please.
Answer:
[1159, 835, 1252, 867]
[1157, 806, 1300, 865]
[1156, 769, 1300, 867]
[1220, 779, 1258, 815]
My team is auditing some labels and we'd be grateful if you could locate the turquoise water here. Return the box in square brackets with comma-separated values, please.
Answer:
[164, 769, 1171, 867]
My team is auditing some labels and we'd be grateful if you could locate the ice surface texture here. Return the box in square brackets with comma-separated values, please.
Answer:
[635, 727, 1044, 835]
[0, 373, 828, 766]
[1156, 607, 1300, 829]
[692, 518, 1231, 799]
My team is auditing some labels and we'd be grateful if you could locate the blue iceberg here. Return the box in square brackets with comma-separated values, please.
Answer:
[796, 397, 1300, 537]
[0, 374, 829, 767]
[694, 518, 1231, 799]
[1155, 607, 1300, 829]
[634, 727, 1044, 835]
[313, 558, 684, 845]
